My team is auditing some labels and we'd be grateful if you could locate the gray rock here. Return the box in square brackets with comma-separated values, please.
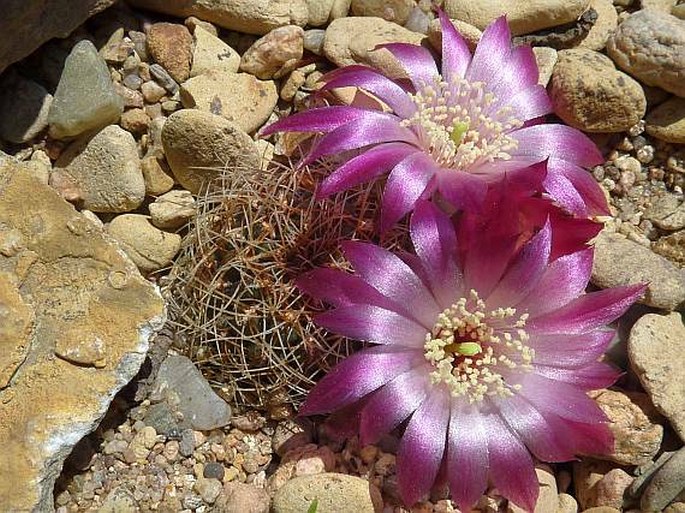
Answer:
[153, 355, 232, 431]
[149, 190, 196, 230]
[98, 486, 138, 513]
[51, 125, 145, 213]
[106, 214, 181, 273]
[629, 312, 685, 441]
[641, 447, 685, 512]
[303, 29, 326, 55]
[644, 194, 685, 231]
[0, 72, 52, 143]
[143, 402, 179, 437]
[161, 109, 261, 194]
[272, 473, 382, 513]
[150, 63, 179, 94]
[179, 428, 196, 457]
[48, 40, 124, 139]
[592, 231, 685, 310]
[608, 9, 685, 97]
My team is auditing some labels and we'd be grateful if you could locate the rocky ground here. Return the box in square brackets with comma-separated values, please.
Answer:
[0, 0, 684, 512]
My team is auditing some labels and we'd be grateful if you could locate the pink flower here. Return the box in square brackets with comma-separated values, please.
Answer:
[296, 201, 644, 512]
[261, 11, 608, 231]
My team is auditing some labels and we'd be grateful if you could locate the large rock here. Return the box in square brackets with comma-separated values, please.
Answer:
[146, 22, 193, 83]
[190, 26, 240, 77]
[444, 0, 590, 36]
[124, 0, 309, 35]
[629, 312, 685, 441]
[641, 447, 685, 512]
[578, 0, 618, 51]
[607, 9, 685, 97]
[350, 0, 415, 25]
[549, 49, 646, 133]
[0, 161, 165, 512]
[47, 40, 124, 139]
[0, 0, 116, 75]
[646, 97, 685, 143]
[161, 109, 261, 193]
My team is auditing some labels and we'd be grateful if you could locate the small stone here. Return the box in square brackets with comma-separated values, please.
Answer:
[303, 29, 326, 55]
[204, 461, 225, 480]
[149, 190, 196, 230]
[581, 508, 620, 513]
[149, 63, 179, 94]
[195, 477, 222, 504]
[646, 97, 685, 144]
[103, 439, 128, 455]
[119, 108, 151, 136]
[644, 194, 685, 231]
[532, 47, 558, 87]
[557, 493, 578, 513]
[48, 40, 123, 139]
[608, 9, 685, 97]
[272, 419, 313, 457]
[100, 28, 134, 65]
[579, 0, 618, 51]
[592, 468, 633, 509]
[122, 73, 142, 91]
[508, 465, 558, 513]
[147, 23, 193, 83]
[653, 230, 685, 266]
[141, 155, 175, 196]
[190, 27, 240, 78]
[141, 80, 167, 103]
[350, 0, 415, 25]
[307, 0, 336, 26]
[642, 447, 685, 512]
[161, 109, 261, 194]
[280, 68, 307, 102]
[215, 481, 270, 513]
[405, 5, 434, 34]
[574, 460, 620, 511]
[240, 25, 304, 80]
[106, 214, 181, 273]
[185, 16, 218, 36]
[51, 125, 145, 213]
[98, 486, 137, 513]
[549, 48, 646, 133]
[113, 82, 144, 109]
[0, 73, 52, 144]
[179, 428, 196, 457]
[593, 389, 663, 466]
[592, 231, 685, 310]
[629, 312, 685, 441]
[180, 71, 277, 133]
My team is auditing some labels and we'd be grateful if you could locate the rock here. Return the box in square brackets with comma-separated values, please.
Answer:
[51, 125, 145, 213]
[114, 82, 145, 109]
[653, 230, 685, 266]
[641, 447, 685, 512]
[642, 0, 678, 12]
[579, 0, 618, 51]
[303, 29, 327, 55]
[141, 80, 167, 103]
[549, 49, 646, 133]
[195, 478, 223, 505]
[508, 465, 558, 513]
[592, 468, 633, 509]
[532, 47, 558, 87]
[592, 389, 663, 466]
[213, 481, 271, 513]
[323, 16, 423, 68]
[48, 40, 124, 139]
[240, 26, 304, 80]
[191, 27, 241, 77]
[574, 459, 617, 511]
[107, 214, 181, 273]
[149, 190, 196, 230]
[161, 109, 261, 194]
[607, 9, 685, 97]
[427, 17, 482, 52]
[149, 64, 179, 94]
[180, 71, 278, 133]
[204, 462, 225, 480]
[581, 508, 620, 513]
[592, 231, 685, 310]
[0, 0, 116, 75]
[443, 0, 590, 36]
[272, 419, 314, 457]
[0, 72, 52, 144]
[644, 193, 685, 231]
[307, 0, 336, 26]
[98, 486, 138, 513]
[146, 22, 193, 83]
[0, 161, 165, 512]
[143, 402, 179, 437]
[273, 473, 382, 513]
[153, 355, 232, 431]
[666, 503, 685, 513]
[119, 108, 151, 136]
[141, 155, 175, 196]
[557, 493, 578, 513]
[646, 97, 685, 143]
[125, 0, 309, 35]
[350, 0, 415, 25]
[629, 312, 685, 441]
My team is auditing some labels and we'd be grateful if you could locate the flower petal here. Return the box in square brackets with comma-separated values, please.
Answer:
[376, 42, 440, 90]
[321, 65, 416, 117]
[553, 159, 610, 215]
[527, 284, 646, 334]
[511, 124, 604, 168]
[447, 405, 489, 512]
[542, 167, 589, 216]
[528, 330, 615, 368]
[485, 412, 539, 513]
[397, 389, 450, 506]
[466, 17, 512, 84]
[299, 346, 421, 415]
[343, 241, 440, 327]
[437, 9, 471, 81]
[314, 304, 427, 346]
[533, 362, 621, 390]
[317, 142, 418, 198]
[488, 44, 539, 100]
[259, 106, 373, 136]
[436, 168, 488, 212]
[359, 366, 431, 445]
[498, 85, 553, 124]
[380, 152, 437, 232]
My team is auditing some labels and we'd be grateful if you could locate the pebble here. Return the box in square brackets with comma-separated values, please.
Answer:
[629, 312, 685, 441]
[113, 82, 144, 109]
[191, 26, 240, 77]
[592, 389, 663, 466]
[653, 230, 685, 266]
[646, 97, 685, 143]
[507, 465, 558, 513]
[140, 80, 167, 103]
[350, 0, 415, 25]
[444, 0, 589, 35]
[557, 493, 579, 513]
[607, 9, 685, 97]
[140, 155, 175, 196]
[303, 29, 326, 55]
[644, 194, 685, 231]
[272, 473, 382, 513]
[532, 46, 558, 87]
[51, 125, 145, 213]
[98, 486, 138, 513]
[161, 109, 261, 193]
[122, 73, 142, 90]
[179, 71, 278, 133]
[119, 107, 151, 136]
[99, 28, 134, 65]
[146, 22, 193, 83]
[579, 0, 618, 51]
[581, 508, 621, 513]
[307, 0, 336, 26]
[47, 40, 123, 139]
[0, 72, 52, 143]
[195, 477, 223, 504]
[549, 49, 646, 133]
[179, 428, 196, 457]
[641, 447, 685, 512]
[149, 63, 179, 94]
[215, 481, 271, 513]
[271, 419, 313, 457]
[591, 468, 633, 509]
[106, 214, 181, 273]
[203, 461, 225, 480]
[591, 230, 685, 310]
[149, 189, 196, 230]
[240, 25, 304, 80]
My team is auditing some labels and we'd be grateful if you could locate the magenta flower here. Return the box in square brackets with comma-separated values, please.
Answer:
[297, 201, 644, 511]
[261, 12, 608, 231]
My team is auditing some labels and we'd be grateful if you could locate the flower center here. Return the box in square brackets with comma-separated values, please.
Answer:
[401, 78, 523, 170]
[423, 289, 534, 403]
